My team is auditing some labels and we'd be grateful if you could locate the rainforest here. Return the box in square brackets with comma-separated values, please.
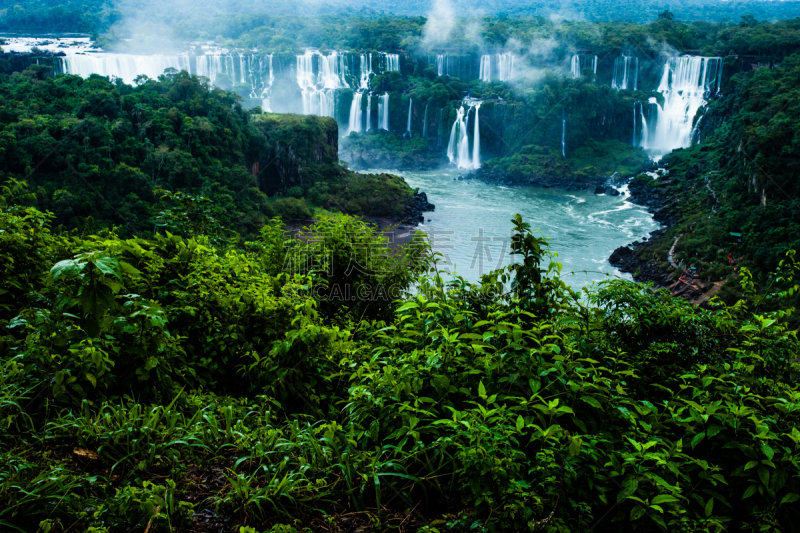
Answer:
[1, 1, 800, 532]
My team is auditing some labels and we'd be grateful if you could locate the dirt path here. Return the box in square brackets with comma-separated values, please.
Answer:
[706, 175, 719, 213]
[668, 236, 681, 269]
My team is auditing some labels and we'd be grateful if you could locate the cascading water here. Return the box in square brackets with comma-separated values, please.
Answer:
[348, 92, 363, 134]
[406, 98, 413, 134]
[472, 103, 481, 168]
[422, 104, 429, 137]
[642, 55, 722, 154]
[296, 50, 349, 117]
[378, 93, 390, 130]
[62, 52, 279, 101]
[366, 94, 372, 131]
[561, 109, 566, 157]
[447, 100, 482, 169]
[382, 53, 400, 72]
[570, 55, 580, 78]
[480, 55, 492, 82]
[480, 53, 515, 82]
[611, 56, 638, 90]
[436, 54, 445, 76]
[259, 55, 274, 111]
[570, 54, 597, 78]
[359, 53, 373, 89]
[498, 54, 515, 81]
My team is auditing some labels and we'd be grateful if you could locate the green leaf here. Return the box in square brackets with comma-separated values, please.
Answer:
[780, 493, 799, 506]
[651, 494, 680, 505]
[92, 255, 121, 277]
[478, 381, 486, 400]
[744, 460, 759, 470]
[51, 259, 85, 280]
[760, 443, 774, 461]
[630, 506, 645, 521]
[704, 497, 714, 517]
[569, 437, 582, 457]
[691, 431, 706, 449]
[743, 485, 758, 500]
[580, 396, 602, 409]
[757, 466, 770, 487]
[516, 415, 524, 432]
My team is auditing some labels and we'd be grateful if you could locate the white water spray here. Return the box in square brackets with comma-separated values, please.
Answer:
[612, 56, 638, 90]
[446, 100, 482, 169]
[382, 53, 400, 72]
[378, 93, 390, 130]
[642, 56, 722, 154]
[366, 94, 372, 131]
[480, 53, 515, 82]
[406, 98, 413, 134]
[348, 92, 363, 134]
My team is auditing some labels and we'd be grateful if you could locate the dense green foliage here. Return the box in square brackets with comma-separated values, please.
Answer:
[6, 0, 800, 35]
[624, 51, 800, 298]
[2, 178, 800, 531]
[0, 68, 416, 238]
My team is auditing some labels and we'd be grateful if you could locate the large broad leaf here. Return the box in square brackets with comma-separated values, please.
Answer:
[92, 255, 122, 278]
[651, 494, 680, 505]
[51, 259, 85, 280]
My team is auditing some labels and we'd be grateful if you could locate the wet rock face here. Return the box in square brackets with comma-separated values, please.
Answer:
[609, 246, 634, 265]
[399, 191, 435, 225]
[341, 147, 447, 172]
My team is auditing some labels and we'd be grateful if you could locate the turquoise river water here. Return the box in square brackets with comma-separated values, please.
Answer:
[371, 167, 660, 292]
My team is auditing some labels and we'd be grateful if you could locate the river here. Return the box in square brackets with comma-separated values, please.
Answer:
[368, 167, 659, 291]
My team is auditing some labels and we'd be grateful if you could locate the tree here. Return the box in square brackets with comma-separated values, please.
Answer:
[657, 9, 675, 21]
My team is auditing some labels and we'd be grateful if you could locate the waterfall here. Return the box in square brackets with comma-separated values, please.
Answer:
[382, 53, 399, 72]
[561, 109, 566, 157]
[62, 54, 191, 84]
[296, 50, 350, 118]
[691, 115, 704, 144]
[612, 56, 638, 90]
[570, 54, 596, 79]
[301, 89, 335, 117]
[317, 50, 349, 89]
[260, 54, 274, 111]
[480, 55, 492, 82]
[457, 107, 471, 168]
[359, 53, 373, 89]
[422, 104, 429, 137]
[406, 98, 413, 134]
[644, 56, 722, 154]
[633, 102, 637, 145]
[640, 103, 649, 148]
[498, 53, 515, 81]
[367, 94, 373, 131]
[378, 93, 390, 130]
[437, 54, 445, 76]
[296, 51, 315, 88]
[480, 53, 515, 82]
[472, 103, 481, 169]
[348, 92, 363, 134]
[446, 101, 481, 169]
[61, 52, 283, 97]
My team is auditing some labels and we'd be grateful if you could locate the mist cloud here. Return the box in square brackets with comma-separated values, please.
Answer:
[422, 0, 456, 49]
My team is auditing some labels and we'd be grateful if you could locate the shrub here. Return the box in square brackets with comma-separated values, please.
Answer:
[272, 197, 312, 221]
